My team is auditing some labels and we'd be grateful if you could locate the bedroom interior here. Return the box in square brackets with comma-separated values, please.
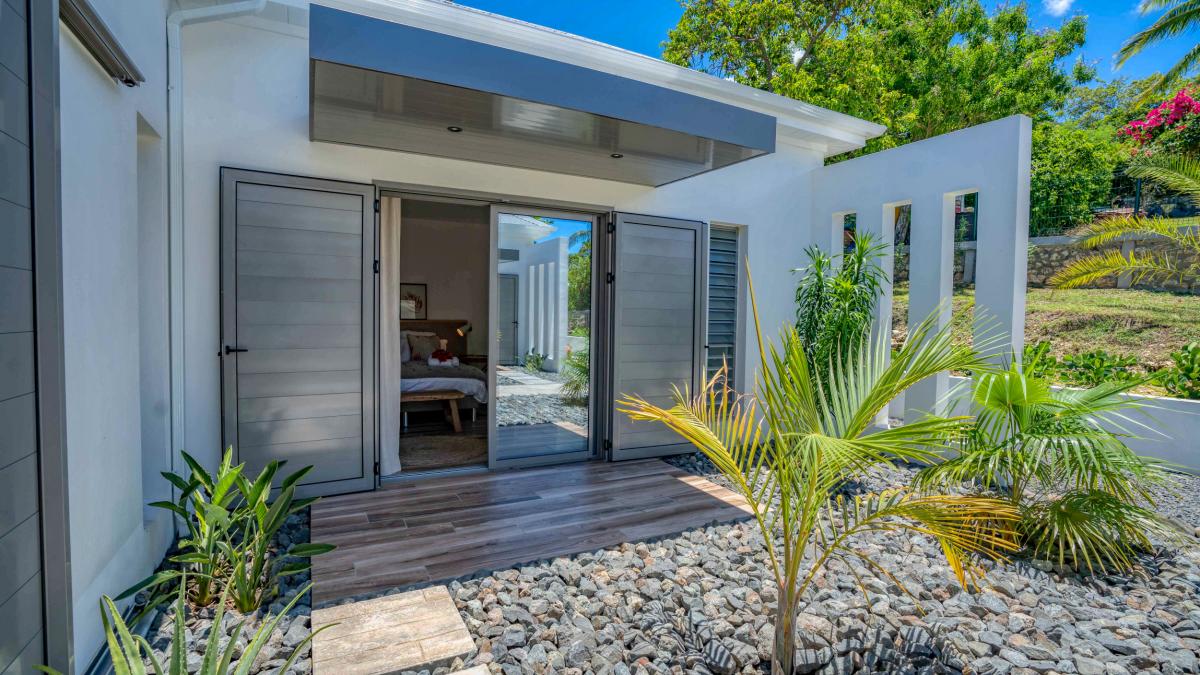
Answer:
[382, 197, 492, 474]
[378, 195, 599, 476]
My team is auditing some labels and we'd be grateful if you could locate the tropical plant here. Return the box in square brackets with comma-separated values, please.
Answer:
[559, 347, 589, 403]
[1060, 350, 1140, 387]
[127, 451, 244, 610]
[915, 361, 1179, 573]
[620, 271, 1019, 673]
[1118, 0, 1200, 99]
[1159, 341, 1200, 399]
[1049, 154, 1200, 289]
[1119, 88, 1200, 154]
[121, 450, 334, 614]
[223, 462, 333, 613]
[1022, 341, 1061, 381]
[39, 577, 326, 675]
[794, 232, 887, 379]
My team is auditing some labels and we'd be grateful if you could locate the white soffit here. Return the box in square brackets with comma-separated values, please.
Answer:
[259, 0, 887, 156]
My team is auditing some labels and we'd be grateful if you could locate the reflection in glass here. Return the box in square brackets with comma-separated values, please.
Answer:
[495, 213, 591, 461]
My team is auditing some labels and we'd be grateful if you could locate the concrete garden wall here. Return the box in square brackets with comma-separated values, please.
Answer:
[888, 377, 1200, 474]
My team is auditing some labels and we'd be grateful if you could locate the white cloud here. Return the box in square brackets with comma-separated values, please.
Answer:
[1043, 0, 1075, 16]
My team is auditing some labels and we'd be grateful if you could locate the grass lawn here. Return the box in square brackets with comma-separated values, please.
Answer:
[891, 284, 1200, 372]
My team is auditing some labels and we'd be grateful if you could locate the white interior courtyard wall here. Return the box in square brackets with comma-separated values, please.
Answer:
[57, 0, 175, 667]
[810, 115, 1032, 419]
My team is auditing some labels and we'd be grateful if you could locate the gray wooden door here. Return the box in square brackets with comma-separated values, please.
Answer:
[609, 213, 706, 460]
[497, 274, 518, 365]
[221, 169, 376, 497]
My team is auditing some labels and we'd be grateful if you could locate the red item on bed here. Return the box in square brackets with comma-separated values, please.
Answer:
[430, 349, 455, 363]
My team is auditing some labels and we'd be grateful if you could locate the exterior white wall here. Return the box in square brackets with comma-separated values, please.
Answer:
[500, 238, 569, 370]
[58, 0, 174, 668]
[179, 18, 826, 468]
[811, 115, 1032, 418]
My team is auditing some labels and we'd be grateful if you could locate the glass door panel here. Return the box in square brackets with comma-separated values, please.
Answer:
[490, 208, 595, 467]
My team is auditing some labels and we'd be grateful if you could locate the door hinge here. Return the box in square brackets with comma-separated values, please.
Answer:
[373, 259, 380, 274]
[606, 216, 615, 234]
[605, 272, 614, 284]
[374, 461, 380, 475]
[604, 439, 613, 451]
[374, 199, 381, 214]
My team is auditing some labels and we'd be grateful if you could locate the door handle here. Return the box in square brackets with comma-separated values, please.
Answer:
[224, 345, 249, 355]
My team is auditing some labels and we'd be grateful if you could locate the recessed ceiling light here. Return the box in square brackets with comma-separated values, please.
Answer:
[610, 153, 624, 158]
[447, 126, 463, 133]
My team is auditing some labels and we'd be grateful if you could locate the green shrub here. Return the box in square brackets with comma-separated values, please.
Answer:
[794, 232, 887, 380]
[1159, 342, 1200, 399]
[560, 347, 589, 403]
[40, 576, 327, 675]
[916, 364, 1180, 573]
[1022, 341, 1060, 381]
[1060, 350, 1139, 387]
[524, 351, 547, 373]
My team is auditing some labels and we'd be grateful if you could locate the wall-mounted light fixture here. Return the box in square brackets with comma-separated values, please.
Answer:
[456, 321, 473, 337]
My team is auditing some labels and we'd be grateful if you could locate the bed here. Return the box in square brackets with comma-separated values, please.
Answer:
[399, 319, 488, 404]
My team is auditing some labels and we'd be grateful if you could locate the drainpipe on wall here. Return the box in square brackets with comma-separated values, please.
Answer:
[165, 0, 266, 515]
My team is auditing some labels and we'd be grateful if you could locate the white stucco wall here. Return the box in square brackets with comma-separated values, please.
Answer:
[179, 18, 825, 470]
[58, 0, 174, 668]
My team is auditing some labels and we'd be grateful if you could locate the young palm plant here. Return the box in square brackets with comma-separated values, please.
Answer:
[619, 271, 1019, 673]
[1049, 154, 1200, 289]
[915, 356, 1180, 573]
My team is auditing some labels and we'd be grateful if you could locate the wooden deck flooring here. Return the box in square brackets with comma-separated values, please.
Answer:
[310, 459, 751, 604]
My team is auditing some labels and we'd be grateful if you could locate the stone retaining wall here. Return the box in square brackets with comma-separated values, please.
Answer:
[892, 234, 1200, 293]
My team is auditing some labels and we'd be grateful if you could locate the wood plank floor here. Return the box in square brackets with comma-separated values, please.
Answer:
[310, 459, 751, 604]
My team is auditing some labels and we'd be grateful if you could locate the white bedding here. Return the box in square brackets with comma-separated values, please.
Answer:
[401, 376, 488, 403]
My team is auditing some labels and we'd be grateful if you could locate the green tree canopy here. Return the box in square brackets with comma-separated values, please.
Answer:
[1030, 122, 1123, 236]
[664, 0, 1088, 157]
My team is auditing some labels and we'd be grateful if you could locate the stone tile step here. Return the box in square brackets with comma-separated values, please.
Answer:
[311, 585, 475, 675]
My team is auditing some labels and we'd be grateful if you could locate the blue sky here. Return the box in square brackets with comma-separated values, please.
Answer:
[456, 0, 1188, 83]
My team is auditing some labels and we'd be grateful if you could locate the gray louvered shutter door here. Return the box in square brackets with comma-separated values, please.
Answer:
[221, 170, 376, 497]
[610, 213, 705, 461]
[706, 227, 738, 385]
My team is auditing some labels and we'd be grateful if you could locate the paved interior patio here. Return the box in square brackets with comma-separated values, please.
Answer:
[310, 458, 752, 604]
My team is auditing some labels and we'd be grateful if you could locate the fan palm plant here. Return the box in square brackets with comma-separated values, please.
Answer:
[1049, 154, 1200, 289]
[619, 271, 1019, 673]
[915, 356, 1180, 573]
[1118, 0, 1200, 97]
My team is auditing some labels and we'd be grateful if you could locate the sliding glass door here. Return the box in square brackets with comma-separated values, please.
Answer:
[488, 207, 598, 468]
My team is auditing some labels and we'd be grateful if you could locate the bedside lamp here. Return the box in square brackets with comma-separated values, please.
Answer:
[456, 321, 473, 337]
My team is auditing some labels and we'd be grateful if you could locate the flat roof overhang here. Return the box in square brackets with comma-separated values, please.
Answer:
[309, 6, 777, 187]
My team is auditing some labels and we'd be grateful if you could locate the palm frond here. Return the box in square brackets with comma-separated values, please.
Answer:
[818, 491, 1019, 590]
[1125, 154, 1200, 205]
[1118, 0, 1200, 66]
[1023, 490, 1182, 574]
[1047, 248, 1184, 289]
[1069, 214, 1200, 250]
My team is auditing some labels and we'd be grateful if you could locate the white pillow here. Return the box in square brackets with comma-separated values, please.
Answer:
[399, 330, 436, 362]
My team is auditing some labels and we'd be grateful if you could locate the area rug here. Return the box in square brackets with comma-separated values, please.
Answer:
[399, 434, 488, 471]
